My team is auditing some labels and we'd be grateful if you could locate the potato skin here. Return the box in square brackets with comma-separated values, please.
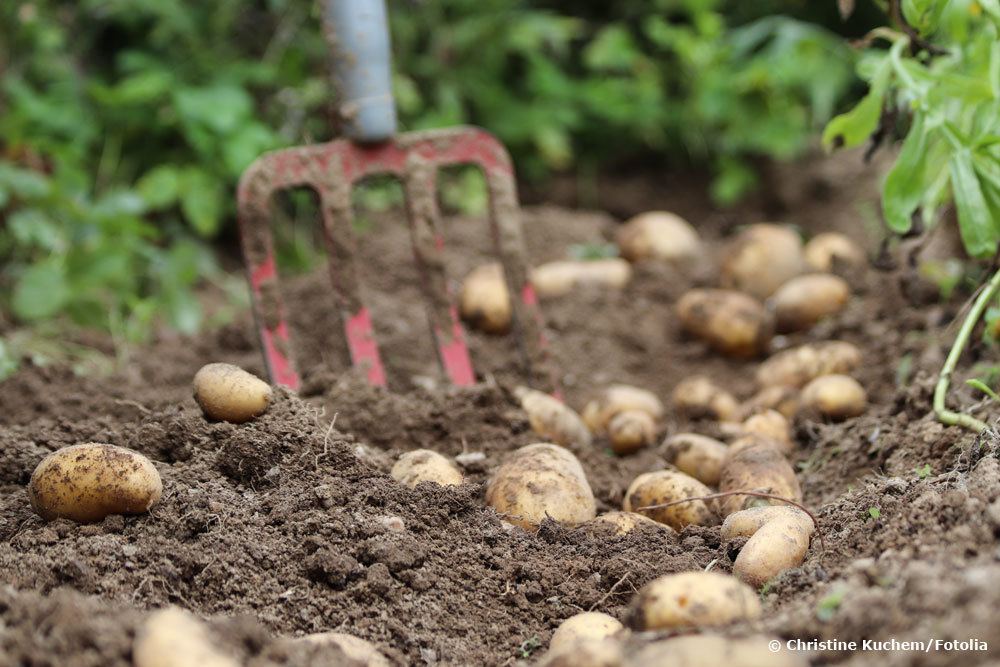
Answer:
[532, 259, 632, 298]
[550, 612, 624, 652]
[28, 443, 162, 523]
[661, 433, 728, 486]
[769, 273, 850, 333]
[299, 632, 391, 667]
[719, 442, 801, 517]
[628, 571, 761, 630]
[722, 506, 814, 588]
[801, 374, 867, 420]
[582, 385, 664, 434]
[516, 387, 593, 447]
[607, 410, 657, 454]
[390, 450, 463, 488]
[616, 211, 702, 265]
[193, 363, 272, 423]
[539, 639, 624, 667]
[460, 263, 512, 334]
[676, 289, 773, 358]
[671, 376, 740, 422]
[756, 341, 861, 389]
[584, 510, 672, 536]
[739, 410, 794, 456]
[624, 634, 806, 667]
[486, 443, 596, 530]
[805, 232, 865, 273]
[720, 223, 805, 299]
[623, 470, 715, 530]
[134, 607, 239, 667]
[743, 385, 800, 419]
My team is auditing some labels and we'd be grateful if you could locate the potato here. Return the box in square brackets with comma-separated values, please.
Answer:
[616, 211, 703, 265]
[627, 571, 761, 631]
[582, 385, 664, 434]
[660, 433, 728, 486]
[722, 505, 814, 588]
[28, 443, 162, 523]
[676, 289, 773, 358]
[743, 385, 800, 419]
[550, 612, 624, 652]
[193, 362, 272, 423]
[607, 410, 657, 455]
[584, 511, 672, 536]
[516, 387, 593, 447]
[726, 434, 792, 461]
[671, 376, 740, 422]
[800, 374, 867, 420]
[624, 634, 806, 667]
[539, 639, 624, 667]
[756, 341, 861, 389]
[720, 223, 805, 299]
[298, 632, 391, 667]
[804, 232, 865, 273]
[718, 442, 801, 517]
[622, 470, 715, 530]
[739, 410, 793, 456]
[531, 258, 632, 299]
[390, 449, 463, 488]
[769, 273, 850, 333]
[486, 443, 596, 530]
[459, 263, 512, 334]
[134, 607, 239, 667]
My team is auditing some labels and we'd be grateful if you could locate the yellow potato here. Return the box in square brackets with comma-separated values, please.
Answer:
[550, 612, 624, 652]
[624, 634, 806, 667]
[539, 639, 624, 667]
[671, 376, 740, 422]
[720, 223, 805, 299]
[516, 387, 593, 447]
[804, 232, 865, 273]
[486, 443, 596, 530]
[459, 263, 512, 334]
[193, 362, 272, 423]
[583, 511, 672, 536]
[676, 289, 773, 358]
[298, 632, 391, 667]
[582, 385, 664, 435]
[800, 374, 867, 420]
[722, 505, 814, 588]
[627, 571, 761, 630]
[660, 433, 728, 486]
[739, 410, 793, 456]
[28, 443, 162, 523]
[134, 607, 239, 667]
[743, 385, 800, 419]
[607, 410, 657, 455]
[726, 434, 792, 461]
[616, 211, 703, 265]
[531, 259, 632, 299]
[622, 470, 715, 530]
[756, 341, 861, 389]
[718, 442, 801, 517]
[769, 273, 850, 333]
[390, 449, 463, 488]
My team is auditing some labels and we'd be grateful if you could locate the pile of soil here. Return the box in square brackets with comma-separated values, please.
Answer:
[3, 148, 1000, 665]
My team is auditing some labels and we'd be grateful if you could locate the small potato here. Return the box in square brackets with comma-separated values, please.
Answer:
[756, 341, 861, 389]
[616, 211, 703, 266]
[298, 632, 391, 667]
[29, 443, 162, 523]
[550, 612, 624, 652]
[671, 376, 740, 422]
[531, 259, 632, 299]
[769, 273, 850, 333]
[661, 433, 728, 486]
[607, 410, 657, 455]
[193, 362, 272, 423]
[486, 443, 596, 530]
[719, 442, 801, 517]
[739, 410, 793, 456]
[460, 263, 512, 334]
[584, 511, 672, 536]
[676, 289, 773, 358]
[582, 385, 664, 435]
[390, 450, 463, 488]
[134, 607, 239, 667]
[805, 232, 865, 273]
[539, 639, 624, 667]
[801, 374, 867, 420]
[516, 387, 593, 447]
[627, 571, 761, 631]
[622, 470, 715, 530]
[722, 505, 814, 588]
[720, 223, 805, 299]
[624, 634, 806, 667]
[743, 385, 800, 419]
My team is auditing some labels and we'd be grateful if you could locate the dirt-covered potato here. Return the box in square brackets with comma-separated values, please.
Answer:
[624, 634, 806, 667]
[661, 433, 728, 486]
[539, 639, 624, 667]
[134, 607, 239, 667]
[769, 273, 850, 333]
[756, 341, 861, 389]
[726, 433, 792, 461]
[740, 410, 793, 455]
[616, 211, 703, 266]
[531, 258, 632, 298]
[743, 385, 800, 419]
[299, 632, 391, 667]
[607, 410, 657, 455]
[550, 612, 624, 652]
[584, 511, 671, 536]
[623, 470, 715, 530]
[628, 571, 761, 630]
[671, 376, 740, 422]
[516, 387, 593, 447]
[486, 443, 596, 530]
[391, 449, 463, 488]
[804, 232, 865, 273]
[459, 263, 512, 334]
[676, 289, 773, 358]
[28, 443, 162, 523]
[722, 505, 814, 588]
[193, 362, 272, 423]
[801, 374, 867, 420]
[582, 385, 664, 435]
[720, 224, 805, 299]
[719, 442, 802, 517]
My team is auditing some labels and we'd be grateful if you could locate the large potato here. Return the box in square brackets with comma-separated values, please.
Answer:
[28, 443, 162, 523]
[584, 511, 672, 536]
[391, 450, 463, 488]
[516, 387, 592, 447]
[486, 443, 596, 530]
[661, 433, 728, 486]
[616, 211, 703, 266]
[531, 259, 632, 299]
[607, 410, 657, 455]
[769, 273, 850, 333]
[193, 362, 272, 423]
[671, 376, 740, 422]
[804, 232, 865, 273]
[719, 442, 801, 517]
[624, 634, 806, 667]
[676, 289, 773, 358]
[722, 505, 814, 588]
[539, 639, 624, 667]
[720, 223, 805, 299]
[582, 385, 664, 434]
[550, 612, 624, 652]
[628, 571, 761, 630]
[622, 470, 715, 530]
[800, 374, 867, 420]
[298, 632, 391, 667]
[756, 341, 861, 389]
[134, 608, 239, 667]
[739, 410, 793, 456]
[459, 263, 512, 334]
[726, 434, 792, 461]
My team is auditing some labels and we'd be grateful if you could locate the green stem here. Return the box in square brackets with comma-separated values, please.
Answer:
[933, 267, 1000, 432]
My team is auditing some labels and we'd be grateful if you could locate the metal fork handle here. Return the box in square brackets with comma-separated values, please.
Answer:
[324, 0, 398, 142]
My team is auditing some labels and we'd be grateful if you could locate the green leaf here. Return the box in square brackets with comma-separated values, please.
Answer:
[583, 24, 640, 71]
[883, 114, 930, 234]
[967, 378, 1000, 401]
[12, 261, 71, 321]
[137, 165, 181, 209]
[868, 507, 881, 520]
[179, 167, 224, 237]
[174, 83, 253, 135]
[950, 149, 1000, 258]
[822, 58, 891, 150]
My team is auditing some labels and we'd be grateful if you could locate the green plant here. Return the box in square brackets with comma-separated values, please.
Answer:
[815, 586, 847, 621]
[915, 463, 932, 478]
[867, 506, 882, 520]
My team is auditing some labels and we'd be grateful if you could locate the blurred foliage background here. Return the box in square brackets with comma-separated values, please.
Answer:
[0, 0, 883, 362]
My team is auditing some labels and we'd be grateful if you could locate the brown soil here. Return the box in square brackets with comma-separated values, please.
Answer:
[4, 148, 1000, 666]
